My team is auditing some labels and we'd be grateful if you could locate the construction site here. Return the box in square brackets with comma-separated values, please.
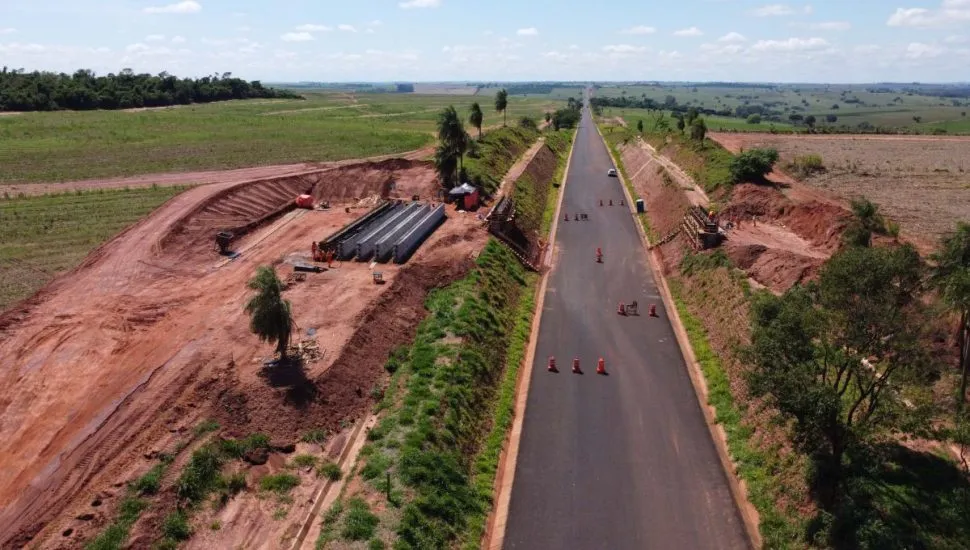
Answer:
[0, 122, 565, 547]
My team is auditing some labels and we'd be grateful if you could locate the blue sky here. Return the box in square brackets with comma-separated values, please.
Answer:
[1, 0, 968, 82]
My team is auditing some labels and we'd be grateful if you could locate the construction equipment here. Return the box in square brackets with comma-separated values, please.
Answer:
[617, 301, 639, 316]
[373, 272, 385, 285]
[683, 205, 724, 250]
[215, 231, 234, 254]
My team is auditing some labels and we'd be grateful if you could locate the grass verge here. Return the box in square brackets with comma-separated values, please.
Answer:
[541, 129, 575, 235]
[464, 126, 539, 194]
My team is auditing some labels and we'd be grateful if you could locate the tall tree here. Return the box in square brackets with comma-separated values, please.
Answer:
[637, 119, 644, 133]
[930, 222, 970, 409]
[689, 117, 707, 142]
[746, 244, 932, 504]
[494, 88, 508, 127]
[468, 102, 484, 140]
[245, 266, 293, 360]
[435, 106, 469, 186]
[805, 114, 817, 130]
[842, 197, 886, 248]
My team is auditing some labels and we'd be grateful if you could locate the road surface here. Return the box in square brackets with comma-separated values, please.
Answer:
[503, 101, 750, 549]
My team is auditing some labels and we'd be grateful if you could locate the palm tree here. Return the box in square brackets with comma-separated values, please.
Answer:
[469, 102, 484, 140]
[245, 266, 293, 360]
[930, 222, 970, 409]
[435, 106, 469, 186]
[494, 88, 508, 126]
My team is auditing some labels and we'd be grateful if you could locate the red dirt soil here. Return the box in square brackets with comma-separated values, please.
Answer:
[0, 156, 486, 548]
[616, 139, 850, 292]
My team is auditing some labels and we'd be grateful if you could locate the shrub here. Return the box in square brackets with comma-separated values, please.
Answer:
[342, 498, 380, 541]
[219, 472, 247, 495]
[260, 473, 300, 494]
[730, 148, 779, 183]
[747, 114, 762, 124]
[518, 116, 538, 130]
[786, 153, 825, 179]
[175, 445, 224, 503]
[290, 454, 317, 469]
[318, 461, 343, 481]
[301, 429, 328, 444]
[193, 419, 220, 436]
[162, 509, 192, 541]
[132, 464, 164, 495]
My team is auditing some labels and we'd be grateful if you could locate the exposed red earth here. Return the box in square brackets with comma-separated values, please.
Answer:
[0, 154, 487, 548]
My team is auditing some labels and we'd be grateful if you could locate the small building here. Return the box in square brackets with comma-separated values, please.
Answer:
[448, 183, 479, 211]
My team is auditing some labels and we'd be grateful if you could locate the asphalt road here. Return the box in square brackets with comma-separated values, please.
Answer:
[503, 101, 750, 550]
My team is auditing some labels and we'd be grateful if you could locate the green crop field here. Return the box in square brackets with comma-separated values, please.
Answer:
[599, 106, 795, 132]
[0, 186, 186, 309]
[593, 83, 970, 133]
[0, 92, 563, 184]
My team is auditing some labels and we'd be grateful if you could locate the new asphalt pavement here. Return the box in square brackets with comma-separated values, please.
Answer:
[502, 101, 750, 550]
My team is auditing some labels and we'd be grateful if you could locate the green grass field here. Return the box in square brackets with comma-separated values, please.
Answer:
[600, 106, 796, 132]
[594, 84, 970, 133]
[0, 186, 185, 309]
[0, 92, 563, 184]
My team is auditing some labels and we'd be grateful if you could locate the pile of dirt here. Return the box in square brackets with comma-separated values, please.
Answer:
[725, 243, 823, 291]
[310, 158, 439, 204]
[721, 184, 849, 252]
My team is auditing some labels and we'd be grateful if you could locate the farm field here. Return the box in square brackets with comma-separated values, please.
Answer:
[594, 83, 970, 133]
[0, 186, 187, 309]
[0, 92, 563, 184]
[602, 106, 796, 132]
[712, 132, 970, 244]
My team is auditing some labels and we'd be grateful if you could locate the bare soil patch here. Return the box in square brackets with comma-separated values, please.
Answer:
[0, 155, 486, 548]
[711, 132, 970, 245]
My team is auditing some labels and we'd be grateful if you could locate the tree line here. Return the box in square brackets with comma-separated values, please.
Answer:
[0, 67, 301, 112]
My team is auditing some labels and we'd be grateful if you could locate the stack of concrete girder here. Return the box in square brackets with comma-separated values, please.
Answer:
[393, 204, 446, 264]
[355, 202, 422, 261]
[374, 204, 431, 262]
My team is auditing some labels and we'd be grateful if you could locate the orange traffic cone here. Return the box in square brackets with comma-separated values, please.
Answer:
[617, 302, 626, 315]
[609, 199, 613, 206]
[572, 357, 583, 374]
[597, 357, 607, 375]
[599, 199, 603, 206]
[548, 356, 558, 373]
[620, 199, 625, 206]
[649, 304, 658, 317]
[596, 247, 603, 263]
[564, 212, 569, 221]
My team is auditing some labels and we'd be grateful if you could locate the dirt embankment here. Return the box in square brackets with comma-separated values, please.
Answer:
[0, 154, 485, 548]
[615, 139, 850, 293]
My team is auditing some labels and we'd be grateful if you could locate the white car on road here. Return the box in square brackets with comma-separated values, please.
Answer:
[607, 168, 617, 177]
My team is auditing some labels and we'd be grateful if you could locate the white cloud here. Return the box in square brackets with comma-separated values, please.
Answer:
[281, 32, 314, 42]
[905, 42, 946, 58]
[145, 34, 166, 42]
[0, 28, 17, 35]
[673, 26, 703, 37]
[854, 44, 881, 54]
[338, 24, 357, 32]
[751, 3, 811, 16]
[237, 26, 251, 32]
[602, 44, 647, 53]
[569, 44, 579, 50]
[807, 21, 851, 30]
[126, 43, 150, 53]
[143, 1, 201, 14]
[718, 32, 747, 42]
[945, 34, 968, 43]
[295, 24, 332, 32]
[368, 20, 383, 27]
[750, 36, 829, 51]
[483, 30, 493, 36]
[888, 2, 970, 28]
[171, 35, 186, 43]
[517, 27, 539, 36]
[620, 25, 656, 35]
[399, 0, 441, 8]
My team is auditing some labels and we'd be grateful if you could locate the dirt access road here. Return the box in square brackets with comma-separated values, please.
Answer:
[502, 106, 748, 548]
[0, 155, 485, 547]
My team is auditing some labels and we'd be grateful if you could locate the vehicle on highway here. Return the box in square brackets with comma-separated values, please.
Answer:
[607, 168, 617, 177]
